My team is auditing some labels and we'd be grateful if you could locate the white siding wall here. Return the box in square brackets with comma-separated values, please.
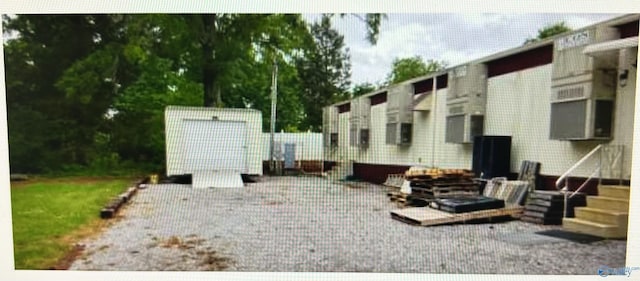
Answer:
[486, 57, 635, 179]
[485, 65, 602, 177]
[165, 106, 263, 176]
[338, 113, 353, 162]
[325, 47, 636, 180]
[432, 89, 474, 169]
[261, 132, 323, 160]
[612, 47, 637, 179]
[327, 89, 472, 169]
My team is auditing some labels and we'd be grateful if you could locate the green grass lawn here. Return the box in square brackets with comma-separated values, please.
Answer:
[10, 177, 132, 269]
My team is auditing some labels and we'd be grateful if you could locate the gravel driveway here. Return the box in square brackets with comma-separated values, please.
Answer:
[69, 176, 626, 274]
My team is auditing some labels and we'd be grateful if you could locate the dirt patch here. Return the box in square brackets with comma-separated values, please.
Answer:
[49, 244, 85, 270]
[160, 235, 207, 250]
[53, 214, 125, 269]
[161, 236, 183, 248]
[157, 235, 231, 270]
[199, 250, 231, 270]
[264, 201, 284, 205]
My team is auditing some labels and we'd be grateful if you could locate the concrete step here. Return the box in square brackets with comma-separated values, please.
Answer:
[574, 207, 628, 229]
[598, 185, 630, 199]
[192, 170, 244, 188]
[586, 196, 629, 212]
[562, 218, 626, 239]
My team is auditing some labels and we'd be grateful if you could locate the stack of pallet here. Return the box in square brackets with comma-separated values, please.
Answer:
[405, 168, 478, 199]
[387, 191, 434, 208]
[390, 178, 527, 225]
[382, 173, 405, 188]
[521, 190, 587, 225]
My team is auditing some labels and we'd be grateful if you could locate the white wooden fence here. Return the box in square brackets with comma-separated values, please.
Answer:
[261, 132, 323, 161]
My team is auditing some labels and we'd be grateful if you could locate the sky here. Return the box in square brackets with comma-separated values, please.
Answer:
[1, 13, 625, 88]
[305, 14, 622, 87]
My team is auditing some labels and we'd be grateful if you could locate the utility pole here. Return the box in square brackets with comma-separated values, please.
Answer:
[269, 59, 278, 174]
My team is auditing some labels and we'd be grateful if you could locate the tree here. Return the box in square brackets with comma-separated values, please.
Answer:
[3, 13, 383, 173]
[4, 15, 124, 172]
[524, 21, 571, 44]
[351, 82, 377, 97]
[296, 15, 352, 132]
[334, 14, 386, 44]
[385, 56, 446, 85]
[195, 14, 383, 107]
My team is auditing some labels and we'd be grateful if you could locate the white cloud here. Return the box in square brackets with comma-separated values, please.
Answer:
[307, 13, 622, 87]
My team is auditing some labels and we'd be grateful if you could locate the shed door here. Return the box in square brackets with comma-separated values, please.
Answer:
[182, 120, 247, 173]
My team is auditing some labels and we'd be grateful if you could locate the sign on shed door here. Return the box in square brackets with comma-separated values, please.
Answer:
[181, 119, 247, 173]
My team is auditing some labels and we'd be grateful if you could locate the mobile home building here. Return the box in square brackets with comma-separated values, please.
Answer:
[323, 14, 639, 191]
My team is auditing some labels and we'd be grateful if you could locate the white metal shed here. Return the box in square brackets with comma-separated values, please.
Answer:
[165, 106, 263, 187]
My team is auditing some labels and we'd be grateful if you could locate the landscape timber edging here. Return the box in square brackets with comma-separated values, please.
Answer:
[100, 176, 149, 219]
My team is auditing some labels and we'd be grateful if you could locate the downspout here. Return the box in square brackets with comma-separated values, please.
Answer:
[431, 76, 438, 168]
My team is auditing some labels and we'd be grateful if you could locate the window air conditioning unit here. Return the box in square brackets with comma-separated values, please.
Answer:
[550, 26, 618, 140]
[322, 106, 339, 147]
[445, 63, 488, 143]
[386, 83, 414, 145]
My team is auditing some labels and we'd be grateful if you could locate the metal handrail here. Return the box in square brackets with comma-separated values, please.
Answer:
[557, 144, 624, 218]
[570, 168, 600, 198]
[555, 144, 603, 190]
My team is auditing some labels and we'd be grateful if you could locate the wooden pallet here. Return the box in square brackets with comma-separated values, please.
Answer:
[383, 174, 405, 188]
[517, 161, 541, 191]
[390, 206, 523, 226]
[482, 179, 529, 207]
[405, 168, 474, 179]
[410, 180, 476, 187]
[387, 191, 407, 202]
[412, 184, 478, 192]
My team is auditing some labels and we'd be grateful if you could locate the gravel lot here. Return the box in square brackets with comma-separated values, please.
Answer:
[69, 176, 626, 274]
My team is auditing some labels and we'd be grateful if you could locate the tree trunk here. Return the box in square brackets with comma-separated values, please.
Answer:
[202, 14, 218, 107]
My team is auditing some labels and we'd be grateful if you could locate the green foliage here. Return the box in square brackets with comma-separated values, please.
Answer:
[524, 21, 572, 44]
[296, 15, 352, 132]
[334, 13, 386, 44]
[385, 56, 447, 85]
[11, 177, 130, 269]
[351, 82, 377, 97]
[4, 15, 118, 171]
[4, 14, 381, 173]
[110, 56, 202, 170]
[216, 14, 311, 132]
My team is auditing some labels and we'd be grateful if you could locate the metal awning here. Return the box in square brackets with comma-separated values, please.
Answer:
[582, 36, 638, 56]
[413, 92, 433, 111]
